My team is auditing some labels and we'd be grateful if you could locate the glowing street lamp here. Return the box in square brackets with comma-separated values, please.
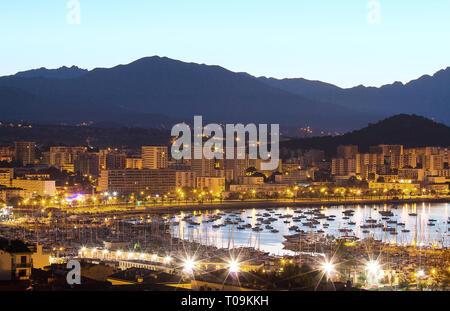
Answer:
[183, 258, 197, 273]
[164, 256, 172, 264]
[366, 260, 380, 275]
[228, 259, 240, 273]
[321, 260, 335, 279]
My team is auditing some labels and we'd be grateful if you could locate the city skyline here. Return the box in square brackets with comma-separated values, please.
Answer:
[1, 1, 449, 87]
[0, 1, 449, 295]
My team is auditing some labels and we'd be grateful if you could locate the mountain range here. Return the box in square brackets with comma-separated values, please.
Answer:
[0, 56, 449, 132]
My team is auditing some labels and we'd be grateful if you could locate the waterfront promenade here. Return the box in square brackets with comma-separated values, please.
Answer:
[46, 196, 450, 215]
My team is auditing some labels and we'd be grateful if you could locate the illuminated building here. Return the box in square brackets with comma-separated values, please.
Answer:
[74, 152, 100, 176]
[142, 146, 168, 169]
[196, 176, 225, 193]
[97, 169, 176, 195]
[0, 168, 13, 187]
[14, 141, 35, 166]
[175, 170, 196, 188]
[126, 157, 143, 169]
[0, 238, 33, 281]
[11, 179, 56, 197]
[275, 169, 314, 184]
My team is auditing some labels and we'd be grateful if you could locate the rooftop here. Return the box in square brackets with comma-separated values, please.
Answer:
[0, 238, 32, 254]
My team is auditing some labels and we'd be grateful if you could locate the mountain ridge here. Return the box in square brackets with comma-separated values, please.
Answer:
[0, 56, 449, 130]
[0, 56, 376, 131]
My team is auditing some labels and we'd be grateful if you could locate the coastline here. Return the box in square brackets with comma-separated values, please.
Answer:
[132, 197, 450, 215]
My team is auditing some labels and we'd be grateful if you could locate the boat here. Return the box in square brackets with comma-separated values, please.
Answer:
[339, 228, 353, 233]
[379, 211, 394, 217]
[270, 229, 279, 233]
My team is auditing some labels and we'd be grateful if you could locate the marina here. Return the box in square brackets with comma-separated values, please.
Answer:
[171, 202, 449, 255]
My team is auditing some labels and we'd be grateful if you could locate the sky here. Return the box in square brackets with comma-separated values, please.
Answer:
[0, 0, 449, 88]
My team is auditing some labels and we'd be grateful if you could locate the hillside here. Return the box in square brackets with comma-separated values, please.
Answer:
[281, 114, 450, 157]
[0, 57, 378, 131]
[0, 124, 170, 148]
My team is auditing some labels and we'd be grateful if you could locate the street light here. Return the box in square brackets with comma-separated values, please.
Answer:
[228, 259, 240, 273]
[183, 258, 196, 273]
[366, 260, 380, 275]
[321, 260, 335, 279]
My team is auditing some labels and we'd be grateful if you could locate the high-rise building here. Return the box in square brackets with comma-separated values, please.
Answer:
[11, 179, 56, 197]
[105, 153, 126, 170]
[191, 158, 216, 177]
[14, 141, 35, 166]
[0, 168, 14, 187]
[337, 145, 358, 159]
[331, 158, 356, 176]
[142, 146, 168, 169]
[175, 171, 196, 188]
[196, 176, 225, 194]
[424, 154, 444, 171]
[126, 157, 143, 169]
[74, 153, 100, 176]
[47, 146, 86, 168]
[97, 169, 176, 195]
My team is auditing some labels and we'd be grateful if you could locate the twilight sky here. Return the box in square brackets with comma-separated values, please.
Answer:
[1, 0, 449, 87]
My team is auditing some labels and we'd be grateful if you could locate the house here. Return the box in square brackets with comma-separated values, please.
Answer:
[0, 238, 33, 281]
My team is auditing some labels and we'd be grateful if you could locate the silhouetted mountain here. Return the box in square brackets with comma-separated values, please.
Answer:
[281, 114, 450, 157]
[12, 66, 88, 79]
[258, 76, 341, 97]
[260, 68, 450, 125]
[0, 56, 378, 131]
[0, 84, 178, 129]
[1, 56, 449, 130]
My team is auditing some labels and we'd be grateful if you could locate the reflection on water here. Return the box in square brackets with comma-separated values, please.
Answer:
[171, 203, 449, 255]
